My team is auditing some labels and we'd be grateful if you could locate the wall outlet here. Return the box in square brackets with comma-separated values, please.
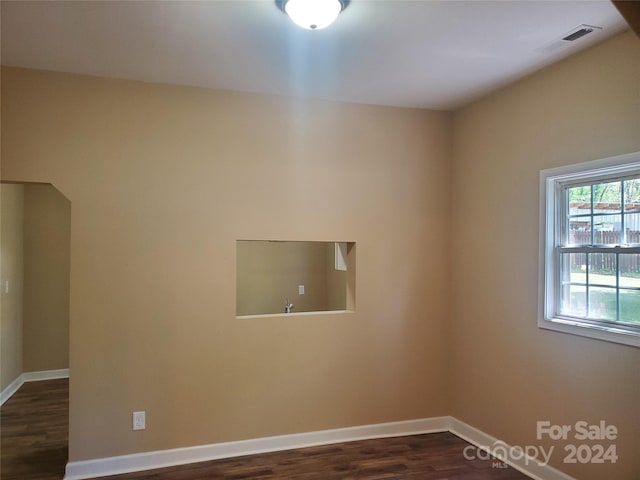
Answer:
[298, 285, 305, 295]
[133, 411, 145, 430]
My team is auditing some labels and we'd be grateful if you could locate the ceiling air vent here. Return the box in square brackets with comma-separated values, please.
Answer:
[540, 24, 602, 53]
[562, 25, 597, 42]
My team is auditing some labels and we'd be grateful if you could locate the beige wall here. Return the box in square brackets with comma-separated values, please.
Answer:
[23, 184, 70, 372]
[0, 183, 24, 391]
[1, 67, 452, 461]
[450, 31, 640, 480]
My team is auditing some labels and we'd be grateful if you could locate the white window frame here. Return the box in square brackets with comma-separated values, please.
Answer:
[539, 151, 640, 348]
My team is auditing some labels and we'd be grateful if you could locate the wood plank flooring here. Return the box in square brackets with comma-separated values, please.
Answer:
[1, 379, 531, 479]
[1, 378, 68, 480]
[99, 433, 531, 480]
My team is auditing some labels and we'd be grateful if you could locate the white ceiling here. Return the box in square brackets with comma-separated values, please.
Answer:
[0, 0, 629, 110]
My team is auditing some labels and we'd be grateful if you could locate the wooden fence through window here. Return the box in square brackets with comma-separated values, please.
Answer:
[569, 231, 640, 274]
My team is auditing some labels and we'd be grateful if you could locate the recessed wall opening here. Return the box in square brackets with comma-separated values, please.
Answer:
[236, 240, 355, 317]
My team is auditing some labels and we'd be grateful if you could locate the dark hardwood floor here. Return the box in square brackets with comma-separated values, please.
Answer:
[1, 379, 531, 480]
[0, 378, 68, 480]
[99, 433, 531, 480]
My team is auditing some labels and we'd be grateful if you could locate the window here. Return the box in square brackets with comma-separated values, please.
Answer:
[540, 151, 640, 348]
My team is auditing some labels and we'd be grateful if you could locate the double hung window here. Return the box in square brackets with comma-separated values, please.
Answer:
[540, 152, 640, 347]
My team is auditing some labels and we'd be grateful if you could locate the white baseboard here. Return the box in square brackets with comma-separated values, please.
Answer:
[0, 375, 24, 406]
[0, 368, 69, 407]
[64, 417, 450, 480]
[449, 417, 575, 480]
[23, 368, 70, 382]
[65, 415, 577, 480]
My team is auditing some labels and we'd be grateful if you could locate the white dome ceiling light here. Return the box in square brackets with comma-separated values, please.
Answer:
[276, 0, 349, 30]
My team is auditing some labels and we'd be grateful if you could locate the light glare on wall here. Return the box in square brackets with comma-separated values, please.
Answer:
[335, 242, 347, 271]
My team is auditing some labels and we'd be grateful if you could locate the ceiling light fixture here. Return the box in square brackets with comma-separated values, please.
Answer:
[276, 0, 349, 30]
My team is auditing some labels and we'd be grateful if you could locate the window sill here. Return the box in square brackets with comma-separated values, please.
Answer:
[538, 316, 640, 348]
[237, 310, 355, 320]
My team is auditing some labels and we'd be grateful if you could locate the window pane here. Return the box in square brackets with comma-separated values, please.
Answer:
[560, 284, 586, 317]
[567, 185, 591, 246]
[568, 185, 591, 213]
[619, 289, 640, 324]
[624, 178, 640, 211]
[619, 254, 640, 288]
[568, 218, 591, 245]
[592, 215, 621, 244]
[561, 253, 586, 284]
[588, 286, 617, 321]
[588, 253, 616, 285]
[593, 181, 621, 213]
[625, 212, 640, 245]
